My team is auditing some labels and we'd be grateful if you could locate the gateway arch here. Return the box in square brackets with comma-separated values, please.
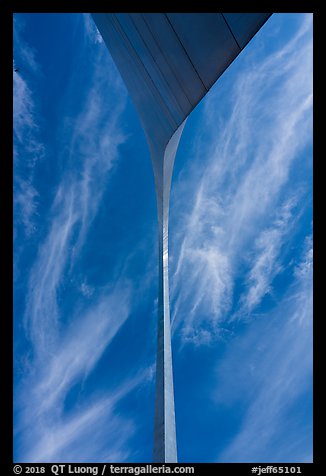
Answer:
[91, 12, 272, 463]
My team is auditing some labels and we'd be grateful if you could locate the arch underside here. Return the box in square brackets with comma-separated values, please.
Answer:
[91, 12, 272, 463]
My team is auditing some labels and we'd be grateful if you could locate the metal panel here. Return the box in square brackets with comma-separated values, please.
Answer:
[92, 13, 175, 153]
[129, 14, 192, 121]
[115, 14, 182, 128]
[153, 121, 186, 463]
[223, 13, 271, 49]
[141, 13, 206, 110]
[166, 13, 241, 91]
[93, 13, 272, 153]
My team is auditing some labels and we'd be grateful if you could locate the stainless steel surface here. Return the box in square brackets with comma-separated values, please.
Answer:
[91, 12, 272, 462]
[152, 121, 186, 462]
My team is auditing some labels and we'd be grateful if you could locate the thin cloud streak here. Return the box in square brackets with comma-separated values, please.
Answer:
[22, 363, 143, 462]
[16, 263, 148, 462]
[14, 16, 135, 462]
[238, 196, 301, 315]
[13, 19, 45, 239]
[13, 71, 38, 144]
[13, 15, 43, 76]
[82, 13, 103, 44]
[34, 286, 132, 414]
[170, 14, 312, 343]
[23, 40, 127, 358]
[216, 240, 312, 462]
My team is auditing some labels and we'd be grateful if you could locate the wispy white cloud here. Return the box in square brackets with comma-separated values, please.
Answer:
[14, 15, 136, 463]
[23, 33, 128, 357]
[237, 196, 301, 315]
[82, 13, 103, 44]
[13, 71, 38, 144]
[215, 239, 312, 462]
[170, 14, 312, 343]
[23, 377, 144, 463]
[14, 177, 39, 237]
[13, 15, 43, 75]
[294, 234, 313, 280]
[13, 17, 45, 238]
[79, 280, 95, 298]
[17, 285, 138, 462]
[36, 285, 132, 411]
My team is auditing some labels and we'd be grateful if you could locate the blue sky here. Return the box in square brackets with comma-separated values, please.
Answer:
[13, 13, 313, 463]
